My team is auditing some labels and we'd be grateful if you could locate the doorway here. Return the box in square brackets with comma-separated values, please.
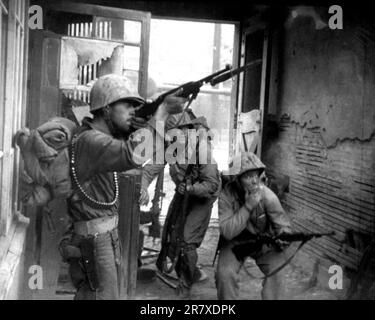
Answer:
[148, 18, 236, 171]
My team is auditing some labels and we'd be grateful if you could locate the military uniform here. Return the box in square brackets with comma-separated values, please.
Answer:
[215, 152, 292, 300]
[142, 113, 220, 287]
[66, 118, 139, 300]
[61, 74, 166, 300]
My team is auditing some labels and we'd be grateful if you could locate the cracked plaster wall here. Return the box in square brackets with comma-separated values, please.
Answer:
[277, 13, 375, 147]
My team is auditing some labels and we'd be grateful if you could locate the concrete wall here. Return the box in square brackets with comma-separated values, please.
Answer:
[263, 8, 375, 272]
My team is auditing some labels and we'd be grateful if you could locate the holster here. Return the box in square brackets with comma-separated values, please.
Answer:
[79, 236, 100, 291]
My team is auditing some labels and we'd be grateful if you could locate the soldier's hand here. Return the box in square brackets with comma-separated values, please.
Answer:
[274, 239, 290, 251]
[139, 188, 150, 206]
[244, 188, 262, 211]
[131, 117, 149, 130]
[186, 180, 193, 193]
[177, 182, 186, 195]
[162, 89, 188, 115]
[274, 228, 292, 251]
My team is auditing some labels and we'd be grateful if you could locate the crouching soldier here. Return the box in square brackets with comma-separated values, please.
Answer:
[215, 152, 292, 300]
[59, 74, 186, 300]
[141, 115, 220, 294]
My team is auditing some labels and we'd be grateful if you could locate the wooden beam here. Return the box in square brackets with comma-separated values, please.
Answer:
[118, 171, 141, 299]
[228, 23, 240, 159]
[1, 0, 16, 236]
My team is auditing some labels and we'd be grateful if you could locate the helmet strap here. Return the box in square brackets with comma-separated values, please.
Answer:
[103, 106, 118, 137]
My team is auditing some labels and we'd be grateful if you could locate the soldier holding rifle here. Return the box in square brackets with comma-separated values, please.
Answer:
[215, 151, 293, 300]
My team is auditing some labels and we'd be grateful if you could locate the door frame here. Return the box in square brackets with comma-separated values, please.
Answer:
[235, 12, 272, 159]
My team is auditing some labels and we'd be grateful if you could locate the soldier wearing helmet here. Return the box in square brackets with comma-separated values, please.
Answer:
[140, 112, 220, 296]
[62, 74, 186, 300]
[215, 152, 293, 300]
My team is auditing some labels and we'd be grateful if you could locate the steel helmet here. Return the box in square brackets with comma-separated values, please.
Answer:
[224, 152, 266, 177]
[235, 152, 266, 176]
[89, 74, 145, 112]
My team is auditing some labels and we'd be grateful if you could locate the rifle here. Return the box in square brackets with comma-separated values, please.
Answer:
[232, 231, 335, 247]
[148, 168, 165, 239]
[213, 231, 335, 274]
[135, 60, 262, 118]
[240, 231, 335, 279]
[156, 164, 195, 275]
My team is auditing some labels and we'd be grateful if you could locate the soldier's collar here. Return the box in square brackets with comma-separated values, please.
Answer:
[83, 117, 112, 136]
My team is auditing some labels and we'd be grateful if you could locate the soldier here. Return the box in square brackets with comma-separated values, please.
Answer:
[59, 74, 186, 300]
[140, 113, 221, 294]
[215, 152, 292, 300]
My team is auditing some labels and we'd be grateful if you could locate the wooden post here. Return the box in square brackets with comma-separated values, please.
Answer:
[118, 171, 141, 299]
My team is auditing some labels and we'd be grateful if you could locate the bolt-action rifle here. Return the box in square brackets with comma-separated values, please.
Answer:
[156, 164, 195, 276]
[213, 231, 335, 279]
[232, 231, 336, 247]
[148, 168, 165, 239]
[135, 60, 262, 119]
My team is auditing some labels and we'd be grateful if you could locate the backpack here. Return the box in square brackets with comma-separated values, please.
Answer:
[16, 117, 77, 206]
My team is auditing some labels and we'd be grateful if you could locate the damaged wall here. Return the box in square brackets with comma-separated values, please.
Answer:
[60, 37, 124, 87]
[263, 9, 375, 271]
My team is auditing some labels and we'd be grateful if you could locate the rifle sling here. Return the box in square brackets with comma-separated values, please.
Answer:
[241, 239, 309, 280]
[175, 96, 196, 127]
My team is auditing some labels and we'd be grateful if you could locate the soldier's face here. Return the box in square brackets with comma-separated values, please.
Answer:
[240, 170, 261, 193]
[110, 101, 136, 134]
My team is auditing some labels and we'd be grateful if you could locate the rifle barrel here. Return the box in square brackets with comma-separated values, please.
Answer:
[135, 65, 232, 118]
[158, 65, 231, 101]
[198, 64, 232, 84]
[276, 231, 335, 242]
[210, 59, 262, 86]
[233, 231, 335, 246]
